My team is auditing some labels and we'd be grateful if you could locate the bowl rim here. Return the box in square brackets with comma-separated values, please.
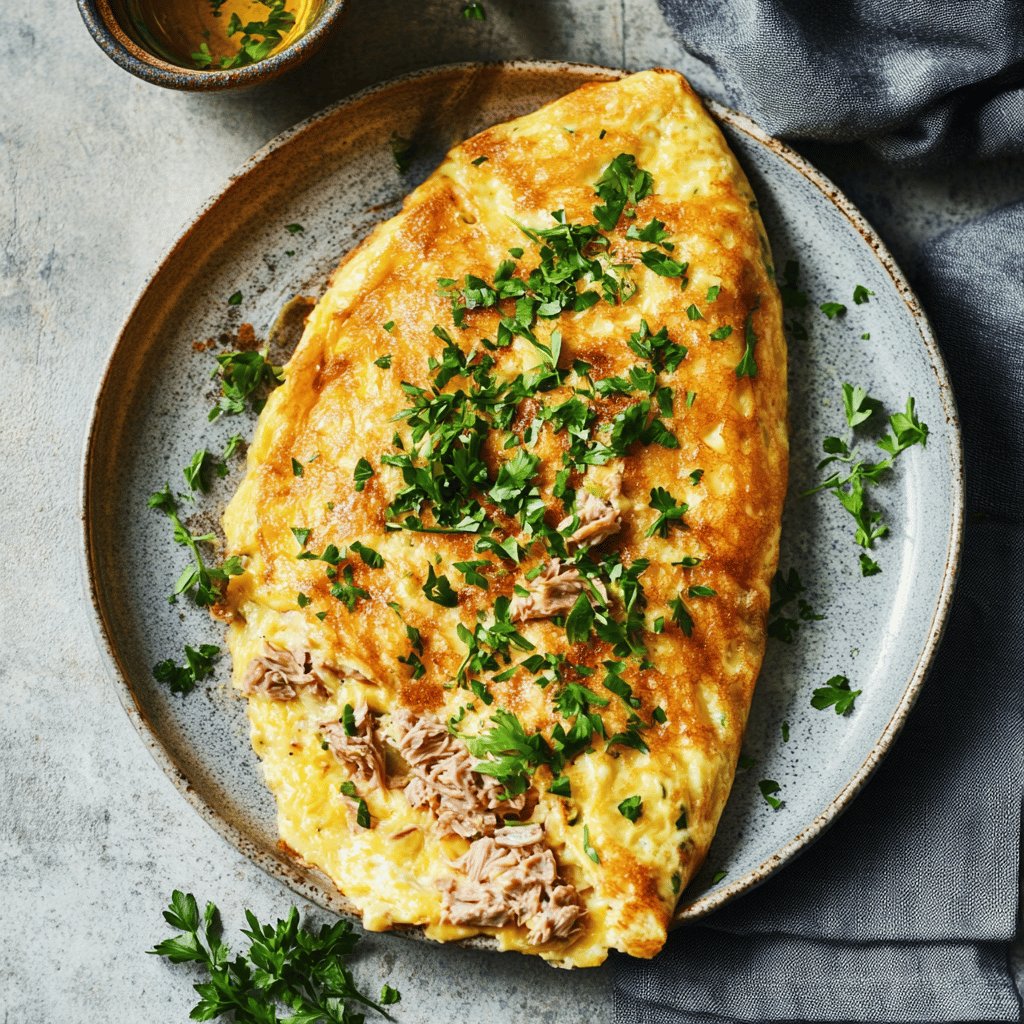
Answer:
[80, 58, 964, 938]
[76, 0, 346, 91]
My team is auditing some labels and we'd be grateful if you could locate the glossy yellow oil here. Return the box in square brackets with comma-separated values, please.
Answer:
[115, 0, 322, 70]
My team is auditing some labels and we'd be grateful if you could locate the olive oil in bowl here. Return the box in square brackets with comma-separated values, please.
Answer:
[112, 0, 323, 70]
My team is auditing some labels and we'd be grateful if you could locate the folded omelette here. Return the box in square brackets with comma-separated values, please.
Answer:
[219, 69, 788, 967]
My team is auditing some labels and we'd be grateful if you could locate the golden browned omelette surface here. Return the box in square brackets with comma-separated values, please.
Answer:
[220, 69, 788, 967]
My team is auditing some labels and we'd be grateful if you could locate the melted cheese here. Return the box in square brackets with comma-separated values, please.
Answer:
[221, 69, 788, 967]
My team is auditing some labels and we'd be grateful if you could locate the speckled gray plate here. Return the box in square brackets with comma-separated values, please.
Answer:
[81, 62, 963, 943]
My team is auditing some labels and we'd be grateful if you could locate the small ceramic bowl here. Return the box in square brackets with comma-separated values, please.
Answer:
[77, 0, 345, 91]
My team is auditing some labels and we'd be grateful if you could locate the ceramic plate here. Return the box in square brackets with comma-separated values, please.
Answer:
[81, 62, 963, 935]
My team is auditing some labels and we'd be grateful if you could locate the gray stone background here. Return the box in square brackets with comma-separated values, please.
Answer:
[3, 1, 1021, 1022]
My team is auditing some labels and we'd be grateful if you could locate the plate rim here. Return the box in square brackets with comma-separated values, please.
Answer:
[80, 59, 965, 936]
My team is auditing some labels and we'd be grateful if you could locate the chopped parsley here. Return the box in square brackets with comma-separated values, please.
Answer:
[592, 153, 654, 231]
[209, 349, 283, 420]
[461, 1, 485, 18]
[709, 324, 733, 341]
[669, 595, 694, 637]
[582, 824, 600, 863]
[758, 779, 783, 810]
[290, 526, 311, 548]
[389, 133, 415, 174]
[617, 795, 643, 822]
[152, 644, 220, 696]
[284, 223, 304, 235]
[423, 564, 458, 607]
[227, 290, 242, 306]
[349, 541, 384, 568]
[329, 566, 369, 610]
[646, 487, 688, 538]
[735, 307, 759, 378]
[853, 284, 873, 304]
[860, 553, 882, 577]
[639, 249, 688, 279]
[767, 568, 824, 643]
[549, 775, 571, 797]
[353, 457, 374, 492]
[811, 674, 861, 715]
[374, 353, 393, 369]
[820, 301, 847, 319]
[625, 217, 674, 250]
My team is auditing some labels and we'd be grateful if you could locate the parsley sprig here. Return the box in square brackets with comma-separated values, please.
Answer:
[808, 389, 928, 573]
[148, 485, 242, 606]
[150, 890, 399, 1023]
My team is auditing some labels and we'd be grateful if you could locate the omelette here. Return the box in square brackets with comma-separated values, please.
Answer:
[219, 69, 788, 967]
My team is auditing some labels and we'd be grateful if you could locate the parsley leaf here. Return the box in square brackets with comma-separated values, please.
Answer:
[617, 795, 643, 822]
[853, 284, 873, 304]
[878, 397, 929, 455]
[582, 823, 600, 863]
[767, 568, 824, 642]
[353, 457, 374, 492]
[842, 382, 876, 428]
[625, 217, 674, 250]
[390, 133, 415, 173]
[564, 592, 595, 644]
[640, 249, 688, 278]
[860, 553, 882, 577]
[462, 708, 555, 797]
[349, 541, 384, 568]
[646, 487, 688, 538]
[811, 674, 861, 715]
[423, 564, 458, 607]
[758, 779, 783, 810]
[152, 644, 220, 696]
[735, 307, 759, 378]
[820, 301, 847, 319]
[669, 595, 693, 637]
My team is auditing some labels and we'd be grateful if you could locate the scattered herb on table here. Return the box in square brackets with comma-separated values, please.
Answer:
[150, 890, 399, 1022]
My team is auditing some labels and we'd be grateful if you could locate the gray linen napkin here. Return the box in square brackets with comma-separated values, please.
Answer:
[613, 4, 1024, 1021]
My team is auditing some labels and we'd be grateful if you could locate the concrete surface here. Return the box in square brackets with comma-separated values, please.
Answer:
[2, 1, 1021, 1022]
